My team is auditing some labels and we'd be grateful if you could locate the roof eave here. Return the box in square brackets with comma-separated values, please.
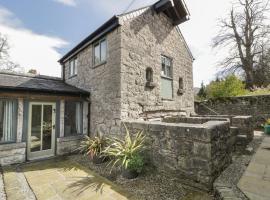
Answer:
[154, 0, 190, 26]
[59, 16, 120, 64]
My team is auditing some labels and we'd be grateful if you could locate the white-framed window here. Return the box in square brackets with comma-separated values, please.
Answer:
[69, 57, 78, 77]
[0, 99, 17, 143]
[64, 101, 83, 136]
[94, 38, 107, 66]
[161, 55, 173, 99]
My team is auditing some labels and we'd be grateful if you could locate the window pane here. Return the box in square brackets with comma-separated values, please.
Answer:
[70, 60, 75, 76]
[94, 44, 100, 65]
[0, 100, 16, 143]
[161, 78, 173, 99]
[100, 40, 107, 62]
[42, 105, 52, 150]
[64, 101, 82, 136]
[31, 105, 42, 152]
[74, 58, 78, 75]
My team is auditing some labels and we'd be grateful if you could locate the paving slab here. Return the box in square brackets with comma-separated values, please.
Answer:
[238, 135, 270, 200]
[3, 157, 133, 200]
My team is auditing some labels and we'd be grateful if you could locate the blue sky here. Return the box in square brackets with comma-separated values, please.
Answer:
[0, 0, 236, 87]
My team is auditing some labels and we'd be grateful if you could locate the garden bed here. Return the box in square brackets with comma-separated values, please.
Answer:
[69, 154, 213, 200]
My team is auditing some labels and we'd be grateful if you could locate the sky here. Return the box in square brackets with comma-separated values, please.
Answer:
[0, 0, 235, 87]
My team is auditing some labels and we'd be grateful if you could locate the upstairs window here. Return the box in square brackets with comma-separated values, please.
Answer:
[94, 39, 107, 66]
[161, 55, 172, 78]
[161, 55, 173, 99]
[69, 57, 78, 77]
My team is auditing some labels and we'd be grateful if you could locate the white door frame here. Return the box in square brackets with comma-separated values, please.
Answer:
[27, 102, 56, 160]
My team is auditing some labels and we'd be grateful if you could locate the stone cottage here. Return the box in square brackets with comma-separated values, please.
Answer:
[0, 0, 193, 165]
[59, 0, 194, 135]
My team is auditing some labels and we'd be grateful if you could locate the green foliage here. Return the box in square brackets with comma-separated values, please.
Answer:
[103, 124, 146, 172]
[265, 119, 270, 125]
[127, 154, 144, 173]
[197, 82, 207, 100]
[78, 133, 108, 159]
[206, 75, 247, 98]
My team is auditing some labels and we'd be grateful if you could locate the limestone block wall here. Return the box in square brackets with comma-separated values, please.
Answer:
[120, 8, 194, 121]
[56, 135, 84, 155]
[64, 28, 122, 135]
[123, 120, 232, 190]
[195, 95, 270, 127]
[164, 115, 254, 143]
[0, 143, 26, 166]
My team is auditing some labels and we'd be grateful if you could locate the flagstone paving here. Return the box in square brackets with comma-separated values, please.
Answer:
[2, 158, 133, 200]
[238, 136, 270, 200]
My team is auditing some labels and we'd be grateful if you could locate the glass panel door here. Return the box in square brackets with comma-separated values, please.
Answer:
[28, 102, 56, 160]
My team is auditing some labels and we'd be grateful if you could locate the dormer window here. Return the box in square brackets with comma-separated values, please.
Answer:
[94, 38, 107, 66]
[69, 57, 78, 77]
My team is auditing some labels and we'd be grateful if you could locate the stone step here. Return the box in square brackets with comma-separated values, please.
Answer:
[236, 135, 248, 146]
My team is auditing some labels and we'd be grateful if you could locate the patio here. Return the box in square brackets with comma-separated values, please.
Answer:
[2, 157, 132, 200]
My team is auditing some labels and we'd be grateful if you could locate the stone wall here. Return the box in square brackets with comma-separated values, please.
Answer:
[195, 95, 270, 127]
[0, 143, 26, 166]
[163, 115, 254, 142]
[120, 8, 194, 121]
[123, 120, 232, 190]
[64, 28, 122, 136]
[56, 135, 84, 155]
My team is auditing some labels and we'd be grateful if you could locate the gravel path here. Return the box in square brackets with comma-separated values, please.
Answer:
[214, 130, 264, 199]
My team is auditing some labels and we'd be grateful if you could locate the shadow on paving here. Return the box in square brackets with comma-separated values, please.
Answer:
[3, 156, 133, 200]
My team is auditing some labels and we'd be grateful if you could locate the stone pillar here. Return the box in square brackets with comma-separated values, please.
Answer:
[83, 101, 88, 135]
[59, 100, 65, 138]
[16, 98, 23, 143]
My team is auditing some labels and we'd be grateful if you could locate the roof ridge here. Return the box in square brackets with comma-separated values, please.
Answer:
[117, 5, 152, 17]
[0, 71, 62, 81]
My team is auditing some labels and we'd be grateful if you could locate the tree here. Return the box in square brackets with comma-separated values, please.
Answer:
[197, 82, 207, 99]
[0, 33, 19, 71]
[253, 48, 270, 87]
[213, 0, 270, 89]
[206, 75, 247, 98]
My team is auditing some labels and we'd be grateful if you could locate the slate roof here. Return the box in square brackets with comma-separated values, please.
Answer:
[0, 72, 90, 96]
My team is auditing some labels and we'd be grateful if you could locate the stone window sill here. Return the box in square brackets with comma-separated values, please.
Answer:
[93, 61, 107, 69]
[68, 74, 77, 79]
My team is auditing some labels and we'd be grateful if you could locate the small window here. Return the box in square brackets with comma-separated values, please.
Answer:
[69, 57, 78, 77]
[161, 55, 173, 99]
[64, 101, 83, 136]
[179, 77, 184, 90]
[161, 56, 172, 78]
[94, 39, 107, 66]
[146, 67, 153, 82]
[0, 99, 17, 143]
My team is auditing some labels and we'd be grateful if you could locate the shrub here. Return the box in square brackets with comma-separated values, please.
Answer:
[78, 133, 108, 159]
[206, 75, 247, 98]
[103, 125, 146, 172]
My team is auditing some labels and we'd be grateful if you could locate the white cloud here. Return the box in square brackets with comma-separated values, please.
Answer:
[0, 6, 68, 77]
[53, 0, 76, 7]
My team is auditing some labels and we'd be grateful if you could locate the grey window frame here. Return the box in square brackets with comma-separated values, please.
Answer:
[161, 55, 174, 100]
[69, 57, 78, 78]
[64, 101, 83, 137]
[0, 98, 18, 144]
[93, 38, 107, 66]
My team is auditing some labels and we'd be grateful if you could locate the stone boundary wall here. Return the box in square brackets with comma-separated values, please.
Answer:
[195, 95, 270, 127]
[122, 120, 232, 190]
[163, 116, 254, 142]
[0, 143, 26, 166]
